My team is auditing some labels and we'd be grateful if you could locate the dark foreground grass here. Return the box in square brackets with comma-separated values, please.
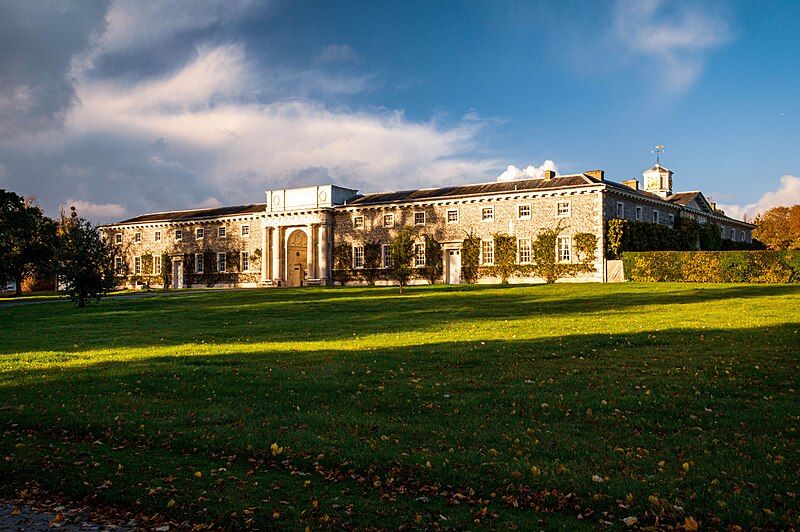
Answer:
[1, 283, 798, 529]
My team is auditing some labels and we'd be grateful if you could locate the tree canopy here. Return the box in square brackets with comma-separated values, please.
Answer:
[753, 205, 800, 250]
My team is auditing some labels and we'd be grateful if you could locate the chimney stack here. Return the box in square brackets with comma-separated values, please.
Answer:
[543, 170, 555, 181]
[585, 169, 604, 181]
[622, 179, 639, 190]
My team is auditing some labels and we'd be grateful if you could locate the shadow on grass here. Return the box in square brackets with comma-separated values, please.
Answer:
[1, 322, 798, 528]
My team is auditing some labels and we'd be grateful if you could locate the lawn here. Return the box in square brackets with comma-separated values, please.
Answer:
[1, 284, 798, 529]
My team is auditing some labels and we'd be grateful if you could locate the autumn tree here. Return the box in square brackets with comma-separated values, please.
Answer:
[55, 207, 116, 307]
[389, 227, 415, 293]
[753, 205, 800, 250]
[0, 189, 57, 296]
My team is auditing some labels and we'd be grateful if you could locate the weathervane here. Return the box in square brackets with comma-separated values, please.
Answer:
[652, 145, 665, 166]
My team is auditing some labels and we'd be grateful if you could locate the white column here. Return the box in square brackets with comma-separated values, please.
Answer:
[306, 224, 315, 280]
[271, 227, 282, 283]
[319, 224, 330, 284]
[260, 224, 268, 284]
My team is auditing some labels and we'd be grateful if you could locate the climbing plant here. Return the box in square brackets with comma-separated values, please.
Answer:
[422, 235, 443, 284]
[460, 231, 480, 284]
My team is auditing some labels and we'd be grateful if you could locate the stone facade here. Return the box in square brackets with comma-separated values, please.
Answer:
[101, 165, 755, 288]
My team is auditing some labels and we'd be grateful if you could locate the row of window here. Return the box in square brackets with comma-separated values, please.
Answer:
[116, 252, 250, 275]
[352, 202, 572, 229]
[350, 237, 573, 269]
[115, 225, 250, 245]
[614, 202, 675, 225]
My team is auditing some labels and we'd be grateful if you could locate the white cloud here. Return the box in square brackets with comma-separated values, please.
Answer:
[497, 160, 558, 182]
[718, 175, 800, 221]
[63, 198, 128, 222]
[613, 0, 731, 91]
[316, 44, 360, 64]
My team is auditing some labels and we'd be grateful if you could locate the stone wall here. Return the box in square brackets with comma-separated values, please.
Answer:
[102, 216, 264, 288]
[333, 188, 606, 283]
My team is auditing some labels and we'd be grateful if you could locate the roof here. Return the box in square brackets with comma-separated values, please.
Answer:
[666, 191, 702, 206]
[104, 203, 267, 226]
[345, 174, 597, 206]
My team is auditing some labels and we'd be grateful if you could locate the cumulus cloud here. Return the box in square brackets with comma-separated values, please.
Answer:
[316, 44, 360, 64]
[717, 175, 800, 221]
[497, 161, 558, 182]
[613, 0, 732, 91]
[0, 1, 501, 222]
[63, 199, 128, 221]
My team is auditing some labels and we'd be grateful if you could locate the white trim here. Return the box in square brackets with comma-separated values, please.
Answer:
[218, 226, 226, 238]
[414, 211, 426, 226]
[557, 201, 571, 217]
[217, 252, 227, 273]
[241, 251, 250, 271]
[114, 233, 123, 244]
[480, 239, 494, 265]
[517, 203, 531, 220]
[241, 224, 250, 237]
[382, 213, 395, 228]
[517, 238, 532, 264]
[615, 202, 624, 219]
[446, 208, 459, 224]
[134, 231, 142, 243]
[195, 253, 204, 273]
[381, 243, 392, 268]
[134, 255, 142, 274]
[154, 230, 161, 242]
[353, 215, 364, 229]
[175, 229, 183, 241]
[195, 227, 204, 239]
[413, 241, 425, 268]
[481, 206, 494, 222]
[352, 244, 365, 269]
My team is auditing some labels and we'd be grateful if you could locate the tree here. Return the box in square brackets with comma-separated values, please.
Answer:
[389, 227, 415, 293]
[56, 207, 116, 307]
[422, 235, 443, 284]
[491, 233, 517, 283]
[0, 190, 57, 296]
[754, 205, 800, 250]
[362, 242, 382, 285]
[461, 232, 480, 284]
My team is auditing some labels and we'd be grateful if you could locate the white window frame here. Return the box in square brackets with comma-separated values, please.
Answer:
[413, 242, 425, 268]
[729, 228, 735, 240]
[557, 201, 571, 218]
[446, 209, 459, 224]
[153, 255, 162, 275]
[740, 230, 745, 242]
[195, 254, 204, 273]
[175, 229, 183, 242]
[114, 257, 124, 275]
[353, 215, 364, 229]
[217, 252, 227, 273]
[218, 226, 226, 238]
[518, 204, 531, 220]
[616, 202, 624, 219]
[383, 213, 394, 228]
[114, 233, 122, 245]
[414, 211, 426, 226]
[134, 232, 142, 243]
[481, 239, 494, 265]
[668, 214, 675, 226]
[635, 206, 642, 221]
[518, 238, 532, 264]
[196, 227, 204, 239]
[481, 206, 494, 222]
[241, 225, 250, 238]
[154, 230, 161, 242]
[134, 256, 142, 274]
[353, 245, 364, 269]
[652, 210, 659, 224]
[382, 244, 392, 268]
[557, 236, 572, 263]
[241, 251, 249, 272]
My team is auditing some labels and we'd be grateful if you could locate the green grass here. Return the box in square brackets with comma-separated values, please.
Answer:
[1, 283, 798, 529]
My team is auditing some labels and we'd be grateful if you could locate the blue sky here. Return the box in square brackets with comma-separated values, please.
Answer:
[1, 0, 798, 222]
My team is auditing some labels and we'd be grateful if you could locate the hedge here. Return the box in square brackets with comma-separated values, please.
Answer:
[622, 251, 800, 283]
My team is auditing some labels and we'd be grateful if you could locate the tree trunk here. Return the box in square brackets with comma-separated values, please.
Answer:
[14, 273, 23, 297]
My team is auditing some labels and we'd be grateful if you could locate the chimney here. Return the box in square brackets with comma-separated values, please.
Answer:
[622, 179, 639, 190]
[585, 169, 604, 181]
[543, 170, 555, 181]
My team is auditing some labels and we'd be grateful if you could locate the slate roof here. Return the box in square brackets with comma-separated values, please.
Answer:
[666, 191, 702, 206]
[104, 203, 267, 226]
[345, 174, 596, 206]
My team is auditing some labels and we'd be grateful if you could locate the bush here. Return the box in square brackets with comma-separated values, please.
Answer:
[461, 232, 480, 284]
[622, 251, 800, 283]
[490, 233, 517, 283]
[363, 242, 382, 285]
[422, 236, 443, 284]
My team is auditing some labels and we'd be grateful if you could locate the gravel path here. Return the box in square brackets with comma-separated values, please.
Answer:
[0, 503, 126, 531]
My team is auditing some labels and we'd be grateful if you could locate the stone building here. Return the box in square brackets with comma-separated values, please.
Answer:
[100, 164, 754, 288]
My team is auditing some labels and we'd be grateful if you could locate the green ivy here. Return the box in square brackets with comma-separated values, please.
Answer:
[622, 251, 800, 283]
[460, 232, 481, 284]
[422, 236, 443, 284]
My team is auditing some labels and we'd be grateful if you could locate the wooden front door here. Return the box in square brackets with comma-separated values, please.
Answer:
[286, 230, 308, 287]
[446, 249, 461, 284]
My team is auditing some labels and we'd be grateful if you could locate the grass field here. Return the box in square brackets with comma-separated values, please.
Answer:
[1, 284, 798, 529]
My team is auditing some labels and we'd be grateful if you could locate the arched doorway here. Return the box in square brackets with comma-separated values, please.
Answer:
[286, 229, 308, 287]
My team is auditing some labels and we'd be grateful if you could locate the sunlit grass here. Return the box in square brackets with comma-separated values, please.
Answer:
[1, 283, 798, 529]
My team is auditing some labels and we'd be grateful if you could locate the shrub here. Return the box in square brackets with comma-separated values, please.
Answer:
[422, 236, 443, 284]
[461, 232, 480, 284]
[363, 242, 382, 285]
[622, 251, 800, 283]
[389, 227, 415, 293]
[491, 233, 517, 283]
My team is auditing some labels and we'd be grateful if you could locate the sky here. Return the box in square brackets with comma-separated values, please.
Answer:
[0, 0, 799, 223]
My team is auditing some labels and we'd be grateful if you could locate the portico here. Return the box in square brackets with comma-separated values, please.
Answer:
[259, 185, 357, 286]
